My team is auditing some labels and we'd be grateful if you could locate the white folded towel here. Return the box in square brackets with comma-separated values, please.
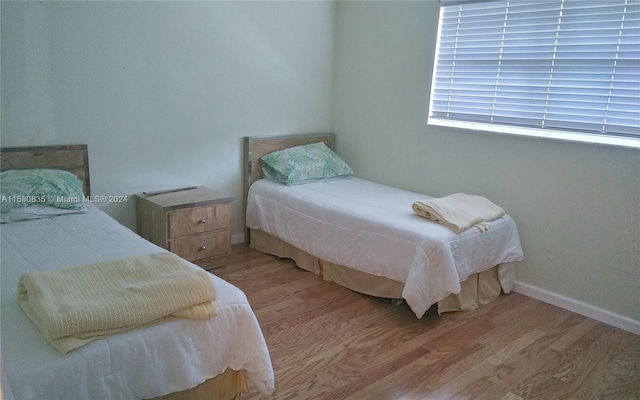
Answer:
[412, 193, 505, 233]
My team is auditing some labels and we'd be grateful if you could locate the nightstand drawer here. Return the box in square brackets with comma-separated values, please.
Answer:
[136, 186, 233, 270]
[169, 231, 230, 261]
[168, 204, 231, 238]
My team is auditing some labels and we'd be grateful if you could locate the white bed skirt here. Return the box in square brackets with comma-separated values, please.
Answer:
[250, 228, 515, 315]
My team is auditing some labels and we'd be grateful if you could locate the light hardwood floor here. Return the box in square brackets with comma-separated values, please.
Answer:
[214, 244, 640, 400]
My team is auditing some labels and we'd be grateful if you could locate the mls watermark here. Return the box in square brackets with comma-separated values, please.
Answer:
[58, 195, 129, 204]
[0, 195, 129, 205]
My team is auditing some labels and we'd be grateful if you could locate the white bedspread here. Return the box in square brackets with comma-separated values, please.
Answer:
[247, 177, 524, 318]
[1, 205, 274, 400]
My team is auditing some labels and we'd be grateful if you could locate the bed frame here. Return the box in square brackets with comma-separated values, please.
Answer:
[0, 144, 91, 196]
[0, 144, 248, 400]
[243, 133, 505, 314]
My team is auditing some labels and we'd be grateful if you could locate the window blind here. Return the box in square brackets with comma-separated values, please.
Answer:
[429, 0, 640, 141]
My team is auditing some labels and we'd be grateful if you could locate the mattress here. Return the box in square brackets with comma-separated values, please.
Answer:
[0, 205, 274, 400]
[246, 177, 524, 318]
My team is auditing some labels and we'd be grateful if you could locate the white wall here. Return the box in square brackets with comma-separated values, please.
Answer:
[1, 1, 336, 234]
[332, 1, 640, 323]
[2, 0, 638, 328]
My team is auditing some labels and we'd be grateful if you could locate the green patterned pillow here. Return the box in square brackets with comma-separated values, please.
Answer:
[0, 169, 86, 212]
[261, 142, 354, 185]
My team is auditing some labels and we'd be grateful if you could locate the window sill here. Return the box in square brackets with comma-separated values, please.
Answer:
[428, 118, 640, 150]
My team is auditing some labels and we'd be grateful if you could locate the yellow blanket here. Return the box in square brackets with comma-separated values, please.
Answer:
[412, 193, 505, 233]
[17, 252, 217, 354]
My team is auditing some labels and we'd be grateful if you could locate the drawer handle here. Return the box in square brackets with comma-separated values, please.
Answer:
[200, 219, 207, 224]
[200, 246, 207, 250]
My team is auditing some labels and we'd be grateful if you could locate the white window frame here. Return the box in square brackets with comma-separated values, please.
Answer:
[428, 0, 640, 149]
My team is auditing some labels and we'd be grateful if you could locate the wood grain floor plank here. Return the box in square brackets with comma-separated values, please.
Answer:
[548, 318, 601, 352]
[216, 244, 640, 400]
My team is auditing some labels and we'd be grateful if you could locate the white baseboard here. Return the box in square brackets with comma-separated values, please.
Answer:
[514, 281, 640, 336]
[231, 233, 246, 245]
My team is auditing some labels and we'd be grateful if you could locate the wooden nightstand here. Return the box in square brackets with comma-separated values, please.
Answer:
[135, 186, 234, 270]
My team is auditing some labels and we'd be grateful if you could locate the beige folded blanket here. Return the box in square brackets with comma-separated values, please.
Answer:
[17, 252, 217, 354]
[412, 193, 505, 233]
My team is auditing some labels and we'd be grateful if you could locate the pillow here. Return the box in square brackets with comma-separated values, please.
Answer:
[0, 204, 88, 224]
[0, 169, 86, 213]
[260, 142, 354, 185]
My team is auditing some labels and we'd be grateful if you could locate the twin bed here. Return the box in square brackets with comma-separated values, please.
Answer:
[0, 145, 274, 400]
[244, 133, 524, 318]
[1, 135, 524, 399]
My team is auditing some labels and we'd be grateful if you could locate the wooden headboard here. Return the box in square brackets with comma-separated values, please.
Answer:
[243, 133, 334, 240]
[0, 145, 91, 196]
[244, 133, 334, 191]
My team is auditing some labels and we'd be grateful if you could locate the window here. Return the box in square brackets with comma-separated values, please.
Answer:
[429, 0, 640, 148]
